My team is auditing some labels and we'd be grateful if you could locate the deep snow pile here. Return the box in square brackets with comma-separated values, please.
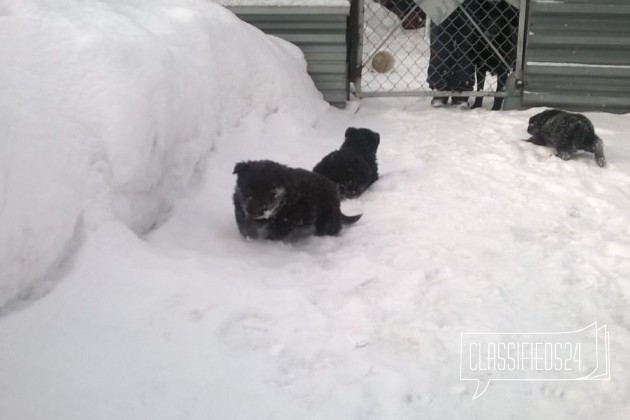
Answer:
[2, 1, 630, 419]
[0, 0, 326, 310]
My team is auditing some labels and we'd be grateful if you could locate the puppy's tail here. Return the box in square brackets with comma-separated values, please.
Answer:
[341, 213, 362, 225]
[593, 136, 606, 167]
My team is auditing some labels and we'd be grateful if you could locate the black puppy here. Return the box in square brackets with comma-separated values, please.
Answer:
[526, 109, 606, 167]
[232, 160, 361, 240]
[313, 127, 380, 199]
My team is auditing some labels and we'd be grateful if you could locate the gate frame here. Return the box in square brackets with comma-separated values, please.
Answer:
[352, 0, 529, 107]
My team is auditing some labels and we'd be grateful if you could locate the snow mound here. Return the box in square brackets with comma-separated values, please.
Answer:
[0, 0, 327, 310]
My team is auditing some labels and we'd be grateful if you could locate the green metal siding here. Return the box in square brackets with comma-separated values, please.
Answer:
[523, 0, 630, 112]
[227, 7, 350, 106]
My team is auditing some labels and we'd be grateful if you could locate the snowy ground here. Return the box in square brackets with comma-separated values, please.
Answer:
[2, 1, 630, 419]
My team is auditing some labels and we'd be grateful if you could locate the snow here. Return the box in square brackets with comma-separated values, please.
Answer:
[1, 0, 630, 419]
[0, 0, 325, 310]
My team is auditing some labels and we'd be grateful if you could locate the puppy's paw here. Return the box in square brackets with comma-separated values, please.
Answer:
[555, 151, 573, 161]
[596, 156, 607, 167]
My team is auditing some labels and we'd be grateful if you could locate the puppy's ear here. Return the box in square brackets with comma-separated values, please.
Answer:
[371, 131, 381, 146]
[345, 127, 358, 138]
[233, 161, 249, 175]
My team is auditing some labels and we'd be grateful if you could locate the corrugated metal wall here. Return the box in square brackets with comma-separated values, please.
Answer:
[227, 6, 350, 106]
[523, 0, 630, 112]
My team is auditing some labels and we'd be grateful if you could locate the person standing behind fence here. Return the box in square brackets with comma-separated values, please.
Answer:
[427, 0, 479, 108]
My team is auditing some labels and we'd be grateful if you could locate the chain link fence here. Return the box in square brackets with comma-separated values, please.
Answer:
[355, 0, 522, 109]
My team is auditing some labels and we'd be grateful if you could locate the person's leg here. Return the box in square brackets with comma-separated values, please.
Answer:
[427, 22, 451, 105]
[445, 4, 477, 108]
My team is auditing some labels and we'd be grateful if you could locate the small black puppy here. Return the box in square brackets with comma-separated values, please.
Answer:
[233, 160, 361, 240]
[526, 109, 606, 167]
[313, 127, 380, 199]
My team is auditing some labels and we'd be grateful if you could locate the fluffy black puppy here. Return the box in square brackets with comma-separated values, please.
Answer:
[233, 160, 362, 240]
[312, 127, 380, 199]
[526, 109, 606, 167]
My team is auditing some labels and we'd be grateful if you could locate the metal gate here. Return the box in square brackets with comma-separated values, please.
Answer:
[353, 0, 528, 109]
